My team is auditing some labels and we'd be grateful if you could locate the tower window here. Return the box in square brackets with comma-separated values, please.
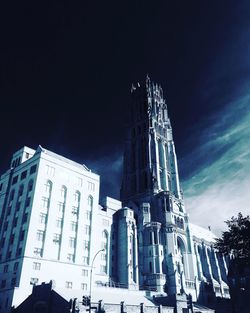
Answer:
[1, 280, 6, 288]
[21, 170, 27, 180]
[30, 165, 37, 175]
[12, 176, 18, 185]
[13, 262, 18, 271]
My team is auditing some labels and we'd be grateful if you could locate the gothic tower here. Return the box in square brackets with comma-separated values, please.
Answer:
[120, 76, 195, 294]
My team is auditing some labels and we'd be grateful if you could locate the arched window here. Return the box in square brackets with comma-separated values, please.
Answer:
[74, 190, 80, 203]
[60, 185, 67, 198]
[180, 219, 184, 229]
[45, 180, 53, 193]
[87, 195, 93, 208]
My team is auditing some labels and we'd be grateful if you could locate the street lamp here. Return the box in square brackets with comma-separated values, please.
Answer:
[89, 248, 105, 312]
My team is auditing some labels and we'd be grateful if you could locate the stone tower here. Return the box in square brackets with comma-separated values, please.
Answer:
[120, 76, 194, 294]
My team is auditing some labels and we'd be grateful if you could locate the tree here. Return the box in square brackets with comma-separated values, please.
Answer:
[214, 212, 250, 261]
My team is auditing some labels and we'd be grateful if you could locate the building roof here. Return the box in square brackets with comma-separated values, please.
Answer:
[36, 145, 96, 175]
[189, 223, 217, 243]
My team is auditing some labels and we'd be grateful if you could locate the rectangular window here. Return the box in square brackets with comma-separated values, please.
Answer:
[65, 281, 73, 289]
[0, 183, 3, 191]
[56, 218, 63, 228]
[30, 277, 39, 285]
[4, 222, 8, 231]
[28, 181, 33, 191]
[86, 211, 91, 220]
[6, 206, 11, 216]
[69, 237, 76, 248]
[83, 240, 89, 251]
[3, 265, 8, 273]
[25, 197, 31, 207]
[83, 256, 89, 265]
[16, 202, 21, 211]
[16, 247, 22, 256]
[11, 278, 16, 286]
[53, 234, 61, 244]
[58, 202, 64, 212]
[22, 213, 28, 223]
[82, 269, 88, 277]
[71, 206, 78, 215]
[71, 221, 77, 231]
[84, 225, 90, 235]
[36, 230, 44, 241]
[19, 230, 25, 241]
[46, 165, 55, 177]
[12, 176, 18, 185]
[21, 170, 27, 180]
[81, 283, 87, 290]
[30, 164, 37, 175]
[39, 213, 47, 224]
[33, 262, 41, 270]
[87, 181, 95, 191]
[42, 197, 49, 209]
[14, 262, 18, 271]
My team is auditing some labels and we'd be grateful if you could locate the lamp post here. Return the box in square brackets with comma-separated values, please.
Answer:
[89, 248, 105, 312]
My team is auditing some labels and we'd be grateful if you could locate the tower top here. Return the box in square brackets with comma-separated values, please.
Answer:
[121, 77, 182, 204]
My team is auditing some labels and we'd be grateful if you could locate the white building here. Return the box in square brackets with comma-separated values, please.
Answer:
[0, 77, 230, 313]
[0, 146, 117, 312]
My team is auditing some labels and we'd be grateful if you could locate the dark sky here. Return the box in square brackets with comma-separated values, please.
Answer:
[1, 1, 250, 211]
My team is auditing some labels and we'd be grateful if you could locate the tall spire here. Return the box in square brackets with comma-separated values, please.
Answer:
[121, 77, 182, 205]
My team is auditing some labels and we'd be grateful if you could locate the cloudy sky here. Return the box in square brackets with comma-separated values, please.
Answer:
[0, 1, 250, 235]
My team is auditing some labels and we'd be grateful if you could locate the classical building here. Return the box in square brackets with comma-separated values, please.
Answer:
[0, 77, 230, 312]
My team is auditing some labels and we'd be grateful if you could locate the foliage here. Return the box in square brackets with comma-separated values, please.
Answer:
[214, 212, 250, 260]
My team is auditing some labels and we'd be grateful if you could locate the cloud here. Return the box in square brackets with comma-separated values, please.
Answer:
[182, 90, 250, 236]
